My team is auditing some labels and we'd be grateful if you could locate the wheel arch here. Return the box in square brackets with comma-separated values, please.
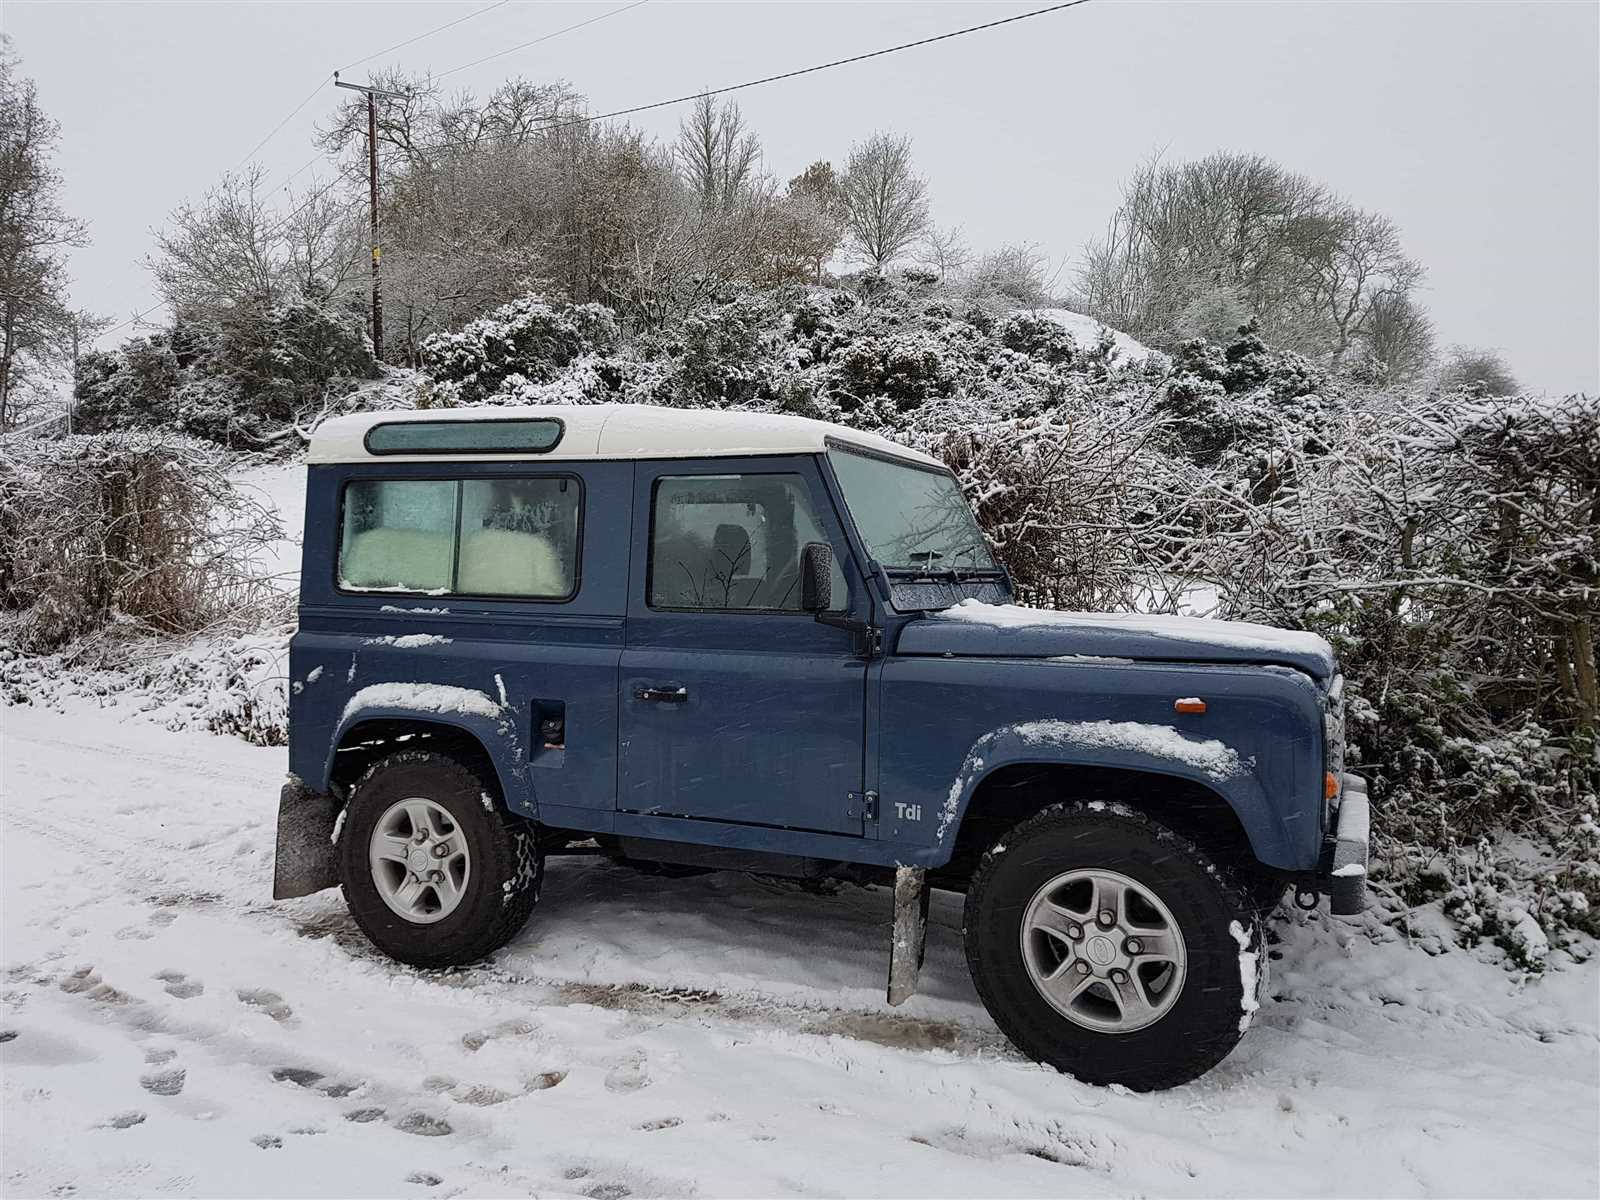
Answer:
[323, 715, 511, 813]
[940, 747, 1284, 885]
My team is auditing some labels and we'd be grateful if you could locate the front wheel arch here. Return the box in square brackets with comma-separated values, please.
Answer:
[945, 761, 1260, 887]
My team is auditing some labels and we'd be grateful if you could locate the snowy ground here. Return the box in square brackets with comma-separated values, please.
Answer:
[3, 700, 1597, 1199]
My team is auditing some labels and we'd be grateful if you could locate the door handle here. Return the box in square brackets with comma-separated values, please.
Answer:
[634, 685, 688, 703]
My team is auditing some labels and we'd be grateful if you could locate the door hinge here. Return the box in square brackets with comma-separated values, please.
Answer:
[847, 790, 879, 822]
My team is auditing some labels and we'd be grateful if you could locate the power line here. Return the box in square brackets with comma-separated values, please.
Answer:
[438, 0, 651, 79]
[339, 0, 514, 75]
[233, 76, 327, 173]
[233, 0, 516, 173]
[417, 0, 1093, 152]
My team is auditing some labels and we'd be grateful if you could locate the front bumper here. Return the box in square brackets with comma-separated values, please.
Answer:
[1326, 773, 1370, 917]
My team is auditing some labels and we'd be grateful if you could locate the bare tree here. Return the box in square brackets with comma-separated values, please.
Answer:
[1362, 290, 1435, 385]
[1076, 151, 1425, 366]
[1438, 346, 1518, 397]
[0, 39, 90, 428]
[916, 224, 970, 282]
[839, 132, 929, 273]
[674, 94, 762, 213]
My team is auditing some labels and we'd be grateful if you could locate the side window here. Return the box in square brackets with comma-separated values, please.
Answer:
[339, 477, 580, 599]
[650, 473, 845, 612]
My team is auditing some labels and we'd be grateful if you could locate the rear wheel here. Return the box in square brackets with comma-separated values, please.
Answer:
[964, 802, 1264, 1091]
[338, 750, 541, 968]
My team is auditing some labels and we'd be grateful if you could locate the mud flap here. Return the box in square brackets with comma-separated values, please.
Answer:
[272, 776, 341, 900]
[886, 866, 930, 1006]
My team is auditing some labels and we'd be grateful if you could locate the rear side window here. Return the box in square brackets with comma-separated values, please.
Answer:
[649, 474, 844, 611]
[339, 477, 580, 599]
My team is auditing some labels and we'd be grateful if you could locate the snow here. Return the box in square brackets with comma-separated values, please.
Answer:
[3, 699, 1596, 1198]
[1230, 920, 1263, 1034]
[1026, 308, 1157, 366]
[1017, 718, 1243, 780]
[941, 599, 1336, 674]
[230, 460, 305, 592]
[362, 634, 452, 649]
[340, 683, 503, 725]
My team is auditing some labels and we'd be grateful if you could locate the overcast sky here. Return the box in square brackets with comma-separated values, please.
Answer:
[6, 0, 1597, 393]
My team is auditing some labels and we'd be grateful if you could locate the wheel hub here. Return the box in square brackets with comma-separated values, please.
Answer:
[368, 796, 471, 925]
[1019, 867, 1188, 1033]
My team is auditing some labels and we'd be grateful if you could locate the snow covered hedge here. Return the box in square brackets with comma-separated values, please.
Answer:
[0, 432, 287, 650]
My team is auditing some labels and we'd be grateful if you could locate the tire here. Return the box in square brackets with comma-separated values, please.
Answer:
[963, 802, 1264, 1091]
[338, 750, 541, 968]
[1243, 873, 1288, 917]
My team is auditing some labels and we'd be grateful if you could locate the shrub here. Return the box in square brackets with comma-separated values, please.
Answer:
[0, 433, 285, 650]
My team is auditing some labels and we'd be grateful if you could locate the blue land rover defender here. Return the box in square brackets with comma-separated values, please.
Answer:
[275, 404, 1368, 1091]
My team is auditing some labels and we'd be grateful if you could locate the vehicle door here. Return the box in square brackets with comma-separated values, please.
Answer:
[618, 456, 868, 836]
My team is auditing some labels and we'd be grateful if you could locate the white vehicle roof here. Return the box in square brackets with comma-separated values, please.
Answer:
[306, 403, 943, 468]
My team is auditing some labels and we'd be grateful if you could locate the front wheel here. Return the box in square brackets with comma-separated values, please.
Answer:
[338, 750, 541, 968]
[963, 802, 1264, 1091]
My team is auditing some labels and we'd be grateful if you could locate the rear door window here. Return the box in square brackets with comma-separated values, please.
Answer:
[339, 477, 580, 599]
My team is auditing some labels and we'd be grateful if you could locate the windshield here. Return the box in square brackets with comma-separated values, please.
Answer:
[828, 447, 998, 574]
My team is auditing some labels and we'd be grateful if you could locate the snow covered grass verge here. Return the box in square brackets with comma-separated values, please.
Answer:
[0, 623, 294, 746]
[2, 699, 1597, 1199]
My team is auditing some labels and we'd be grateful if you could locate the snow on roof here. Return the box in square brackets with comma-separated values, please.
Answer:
[306, 404, 942, 467]
[1025, 309, 1157, 366]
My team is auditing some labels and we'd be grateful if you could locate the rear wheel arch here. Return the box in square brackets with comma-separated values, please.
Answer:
[327, 718, 506, 810]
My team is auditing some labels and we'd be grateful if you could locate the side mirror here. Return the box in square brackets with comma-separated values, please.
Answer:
[799, 542, 833, 612]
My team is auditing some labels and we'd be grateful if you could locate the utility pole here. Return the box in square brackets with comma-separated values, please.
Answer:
[334, 75, 407, 363]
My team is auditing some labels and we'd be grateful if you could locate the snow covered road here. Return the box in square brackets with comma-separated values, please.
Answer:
[3, 701, 1597, 1199]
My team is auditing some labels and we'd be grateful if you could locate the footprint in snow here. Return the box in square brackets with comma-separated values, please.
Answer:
[405, 1172, 443, 1187]
[113, 926, 154, 942]
[0, 1030, 18, 1043]
[270, 1067, 324, 1088]
[603, 1052, 649, 1093]
[525, 1070, 566, 1092]
[270, 1066, 363, 1097]
[58, 966, 125, 1003]
[460, 1018, 536, 1052]
[237, 988, 293, 1022]
[153, 970, 203, 1000]
[393, 1112, 452, 1137]
[101, 1110, 146, 1130]
[450, 1083, 515, 1107]
[139, 1068, 186, 1096]
[252, 1134, 284, 1150]
[344, 1107, 386, 1124]
[635, 1116, 681, 1132]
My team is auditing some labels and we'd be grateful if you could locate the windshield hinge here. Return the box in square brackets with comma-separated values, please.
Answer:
[847, 790, 879, 823]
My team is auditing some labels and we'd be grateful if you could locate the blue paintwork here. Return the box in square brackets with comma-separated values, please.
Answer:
[289, 450, 1334, 876]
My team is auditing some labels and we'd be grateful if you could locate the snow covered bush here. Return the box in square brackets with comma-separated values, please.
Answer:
[418, 296, 619, 406]
[0, 433, 286, 650]
[73, 298, 375, 448]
